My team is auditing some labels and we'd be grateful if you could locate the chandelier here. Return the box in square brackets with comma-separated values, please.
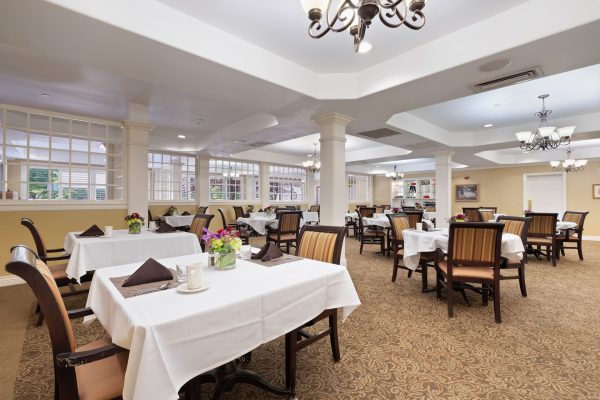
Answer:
[515, 94, 575, 151]
[303, 143, 321, 173]
[386, 165, 404, 181]
[550, 147, 587, 173]
[299, 0, 427, 52]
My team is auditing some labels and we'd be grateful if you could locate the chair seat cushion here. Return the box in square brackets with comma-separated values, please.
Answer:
[75, 338, 128, 400]
[363, 229, 385, 237]
[396, 248, 404, 256]
[438, 260, 493, 280]
[49, 263, 69, 280]
[527, 237, 553, 245]
[268, 233, 297, 241]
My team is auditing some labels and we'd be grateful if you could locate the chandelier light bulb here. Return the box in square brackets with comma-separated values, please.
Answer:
[550, 161, 560, 167]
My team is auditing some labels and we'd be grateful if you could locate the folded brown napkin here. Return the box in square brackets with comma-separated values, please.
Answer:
[78, 224, 104, 237]
[122, 258, 173, 287]
[155, 223, 176, 233]
[182, 211, 190, 216]
[261, 242, 284, 262]
[251, 242, 270, 260]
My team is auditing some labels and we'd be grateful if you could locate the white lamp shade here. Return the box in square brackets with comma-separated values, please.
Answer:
[515, 131, 532, 142]
[538, 127, 556, 138]
[550, 161, 560, 167]
[564, 158, 575, 167]
[575, 159, 588, 167]
[299, 0, 327, 14]
[557, 126, 576, 138]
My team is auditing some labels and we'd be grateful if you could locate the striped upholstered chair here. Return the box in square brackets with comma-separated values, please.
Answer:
[462, 208, 482, 222]
[189, 214, 215, 251]
[478, 209, 496, 222]
[557, 211, 589, 260]
[6, 246, 128, 399]
[375, 206, 385, 214]
[435, 222, 505, 323]
[497, 216, 531, 297]
[525, 212, 558, 266]
[403, 210, 424, 229]
[196, 206, 208, 214]
[357, 207, 385, 254]
[217, 208, 250, 245]
[286, 225, 347, 396]
[266, 211, 302, 253]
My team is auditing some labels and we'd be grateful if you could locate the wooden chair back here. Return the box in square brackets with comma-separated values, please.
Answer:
[479, 206, 498, 213]
[296, 225, 347, 265]
[357, 207, 376, 231]
[309, 205, 320, 212]
[447, 222, 504, 270]
[496, 216, 531, 247]
[375, 206, 385, 214]
[382, 205, 391, 210]
[21, 218, 48, 260]
[478, 209, 495, 222]
[562, 211, 589, 232]
[197, 206, 208, 214]
[278, 211, 303, 234]
[403, 211, 423, 229]
[525, 212, 558, 237]
[190, 213, 214, 238]
[217, 208, 229, 228]
[387, 213, 410, 241]
[401, 206, 416, 211]
[233, 206, 245, 220]
[462, 208, 482, 222]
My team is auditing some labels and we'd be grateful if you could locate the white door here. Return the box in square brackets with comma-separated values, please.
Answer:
[523, 173, 566, 213]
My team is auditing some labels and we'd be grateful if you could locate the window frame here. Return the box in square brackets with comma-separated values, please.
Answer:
[208, 158, 260, 203]
[347, 173, 371, 203]
[268, 164, 307, 203]
[148, 150, 197, 203]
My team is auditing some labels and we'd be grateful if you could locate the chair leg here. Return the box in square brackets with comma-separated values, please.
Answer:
[493, 279, 501, 324]
[37, 310, 45, 326]
[391, 261, 398, 283]
[577, 240, 584, 260]
[286, 243, 290, 254]
[380, 238, 385, 254]
[551, 246, 557, 267]
[545, 246, 550, 261]
[421, 264, 428, 292]
[359, 240, 364, 254]
[435, 270, 442, 301]
[285, 331, 298, 396]
[329, 312, 341, 362]
[518, 265, 527, 297]
[447, 281, 454, 318]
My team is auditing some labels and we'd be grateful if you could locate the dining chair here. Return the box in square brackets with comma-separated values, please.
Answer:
[375, 206, 385, 214]
[462, 208, 482, 222]
[525, 212, 558, 267]
[497, 216, 531, 297]
[21, 218, 89, 325]
[309, 205, 320, 213]
[345, 215, 357, 238]
[480, 206, 498, 213]
[197, 206, 208, 214]
[147, 209, 162, 228]
[189, 214, 215, 252]
[357, 207, 384, 254]
[233, 206, 246, 220]
[266, 211, 302, 253]
[286, 225, 347, 396]
[401, 206, 416, 211]
[403, 210, 424, 229]
[435, 222, 505, 323]
[382, 204, 391, 210]
[217, 208, 249, 245]
[478, 209, 495, 222]
[5, 245, 128, 400]
[557, 211, 589, 260]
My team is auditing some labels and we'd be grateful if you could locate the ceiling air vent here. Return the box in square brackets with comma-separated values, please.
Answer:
[358, 128, 402, 139]
[472, 67, 544, 93]
[247, 141, 272, 148]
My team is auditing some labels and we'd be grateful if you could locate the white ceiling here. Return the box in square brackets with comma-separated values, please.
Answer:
[261, 133, 383, 156]
[156, 0, 527, 73]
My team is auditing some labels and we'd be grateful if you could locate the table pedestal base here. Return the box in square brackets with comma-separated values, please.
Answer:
[185, 359, 293, 400]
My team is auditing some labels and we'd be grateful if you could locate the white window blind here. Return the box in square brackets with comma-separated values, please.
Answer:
[209, 159, 260, 201]
[148, 152, 196, 201]
[269, 165, 306, 202]
[347, 174, 371, 202]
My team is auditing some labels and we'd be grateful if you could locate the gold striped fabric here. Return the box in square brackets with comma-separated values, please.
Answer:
[464, 209, 481, 222]
[233, 207, 245, 219]
[190, 216, 210, 238]
[390, 215, 410, 240]
[452, 227, 499, 264]
[35, 260, 75, 351]
[280, 213, 300, 232]
[375, 207, 384, 214]
[298, 231, 337, 263]
[502, 220, 525, 236]
[563, 212, 582, 226]
[197, 206, 208, 214]
[528, 215, 554, 236]
[406, 214, 422, 229]
[479, 210, 495, 222]
[359, 208, 375, 218]
[309, 205, 320, 212]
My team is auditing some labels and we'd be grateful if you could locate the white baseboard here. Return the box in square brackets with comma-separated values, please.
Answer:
[0, 275, 25, 287]
[583, 236, 600, 242]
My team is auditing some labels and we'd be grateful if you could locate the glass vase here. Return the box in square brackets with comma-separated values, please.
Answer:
[129, 222, 142, 234]
[214, 250, 236, 270]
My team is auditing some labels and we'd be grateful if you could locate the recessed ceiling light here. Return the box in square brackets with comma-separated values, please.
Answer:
[494, 104, 501, 107]
[522, 151, 530, 154]
[233, 140, 246, 144]
[358, 41, 372, 54]
[483, 124, 494, 128]
[41, 93, 50, 97]
[194, 118, 205, 125]
[478, 59, 512, 72]
[177, 134, 186, 139]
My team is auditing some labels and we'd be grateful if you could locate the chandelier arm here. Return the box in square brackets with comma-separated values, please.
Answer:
[308, 0, 359, 38]
[377, 0, 406, 9]
[379, 6, 425, 30]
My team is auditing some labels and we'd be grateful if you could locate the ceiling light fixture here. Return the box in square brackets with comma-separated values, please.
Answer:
[550, 147, 587, 173]
[299, 0, 427, 53]
[385, 165, 404, 181]
[41, 93, 50, 97]
[302, 143, 321, 173]
[177, 134, 186, 139]
[515, 94, 575, 151]
[483, 124, 494, 128]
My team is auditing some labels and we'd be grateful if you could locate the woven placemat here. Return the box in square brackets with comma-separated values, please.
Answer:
[110, 270, 178, 298]
[246, 254, 303, 267]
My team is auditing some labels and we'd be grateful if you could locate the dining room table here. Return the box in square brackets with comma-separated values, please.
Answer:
[237, 211, 317, 235]
[160, 214, 195, 227]
[84, 252, 361, 400]
[402, 227, 525, 270]
[64, 229, 202, 282]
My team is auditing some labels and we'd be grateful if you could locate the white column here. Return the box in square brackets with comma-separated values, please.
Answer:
[434, 151, 455, 228]
[259, 162, 270, 208]
[123, 104, 154, 220]
[197, 155, 210, 206]
[315, 113, 352, 264]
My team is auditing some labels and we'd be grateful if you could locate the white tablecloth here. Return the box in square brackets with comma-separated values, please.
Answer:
[557, 221, 577, 231]
[303, 211, 319, 224]
[363, 217, 390, 229]
[64, 230, 202, 281]
[402, 228, 524, 270]
[423, 211, 437, 220]
[161, 215, 195, 227]
[85, 253, 361, 400]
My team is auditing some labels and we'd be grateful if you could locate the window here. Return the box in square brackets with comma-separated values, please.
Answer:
[347, 174, 371, 202]
[0, 107, 124, 200]
[269, 165, 306, 202]
[148, 152, 196, 201]
[209, 159, 259, 201]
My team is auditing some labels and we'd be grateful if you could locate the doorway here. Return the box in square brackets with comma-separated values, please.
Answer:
[523, 172, 566, 213]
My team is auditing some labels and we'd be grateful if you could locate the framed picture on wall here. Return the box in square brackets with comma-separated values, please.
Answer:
[593, 184, 600, 199]
[455, 184, 479, 201]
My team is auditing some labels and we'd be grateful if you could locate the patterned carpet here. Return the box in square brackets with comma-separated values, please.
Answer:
[13, 238, 600, 399]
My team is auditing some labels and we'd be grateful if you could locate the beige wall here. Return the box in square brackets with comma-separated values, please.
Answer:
[0, 209, 128, 276]
[373, 176, 391, 205]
